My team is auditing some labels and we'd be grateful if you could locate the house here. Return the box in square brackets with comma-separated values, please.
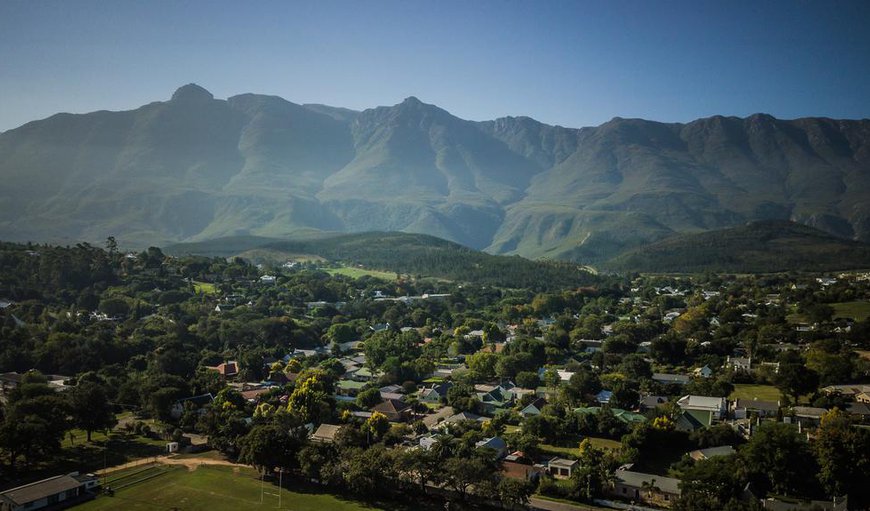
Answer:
[639, 395, 669, 412]
[595, 390, 613, 404]
[419, 381, 453, 404]
[434, 411, 487, 430]
[476, 386, 515, 415]
[674, 412, 705, 432]
[693, 365, 714, 378]
[207, 361, 239, 378]
[421, 406, 455, 430]
[688, 445, 736, 461]
[371, 398, 413, 422]
[170, 393, 214, 420]
[677, 395, 727, 426]
[240, 387, 270, 402]
[609, 469, 681, 508]
[336, 379, 366, 397]
[727, 356, 752, 372]
[652, 373, 691, 385]
[259, 275, 276, 284]
[0, 472, 99, 511]
[475, 437, 508, 459]
[520, 397, 548, 417]
[574, 407, 647, 426]
[821, 384, 870, 398]
[732, 399, 780, 419]
[502, 461, 545, 482]
[310, 423, 342, 443]
[846, 402, 870, 422]
[547, 458, 578, 479]
[792, 406, 827, 428]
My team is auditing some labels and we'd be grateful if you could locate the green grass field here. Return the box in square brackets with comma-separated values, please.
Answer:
[78, 465, 401, 511]
[831, 301, 870, 321]
[539, 436, 622, 457]
[324, 266, 397, 280]
[730, 384, 783, 402]
[193, 281, 217, 295]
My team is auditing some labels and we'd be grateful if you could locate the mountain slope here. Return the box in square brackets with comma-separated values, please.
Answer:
[605, 220, 870, 273]
[1, 84, 869, 265]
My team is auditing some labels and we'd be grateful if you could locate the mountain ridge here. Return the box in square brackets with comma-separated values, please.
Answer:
[1, 83, 869, 263]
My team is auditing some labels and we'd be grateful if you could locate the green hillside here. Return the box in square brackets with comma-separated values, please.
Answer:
[166, 231, 599, 291]
[605, 220, 870, 273]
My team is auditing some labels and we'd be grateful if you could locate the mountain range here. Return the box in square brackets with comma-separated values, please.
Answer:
[1, 83, 869, 263]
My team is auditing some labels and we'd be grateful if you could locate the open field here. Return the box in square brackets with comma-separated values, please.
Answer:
[324, 266, 397, 280]
[730, 384, 783, 402]
[831, 301, 870, 321]
[192, 281, 217, 295]
[77, 465, 405, 511]
[539, 436, 622, 458]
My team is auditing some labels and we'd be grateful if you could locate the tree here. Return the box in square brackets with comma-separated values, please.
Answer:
[741, 422, 817, 496]
[442, 456, 496, 501]
[814, 408, 870, 508]
[774, 356, 818, 404]
[356, 387, 382, 408]
[362, 411, 391, 444]
[675, 456, 759, 511]
[68, 381, 117, 442]
[498, 477, 535, 509]
[238, 422, 306, 474]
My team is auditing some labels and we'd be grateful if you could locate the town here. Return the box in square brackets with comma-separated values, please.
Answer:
[0, 240, 868, 511]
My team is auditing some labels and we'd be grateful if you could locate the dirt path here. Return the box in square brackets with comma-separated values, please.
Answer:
[95, 454, 249, 475]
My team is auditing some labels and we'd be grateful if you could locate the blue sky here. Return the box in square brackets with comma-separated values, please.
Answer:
[1, 0, 869, 132]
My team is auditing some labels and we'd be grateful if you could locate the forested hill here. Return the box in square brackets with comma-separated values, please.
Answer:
[605, 221, 870, 273]
[165, 231, 599, 291]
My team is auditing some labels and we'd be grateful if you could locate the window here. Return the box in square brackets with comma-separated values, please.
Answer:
[622, 487, 626, 494]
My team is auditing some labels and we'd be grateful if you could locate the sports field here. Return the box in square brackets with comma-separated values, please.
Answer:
[730, 383, 783, 402]
[77, 464, 389, 511]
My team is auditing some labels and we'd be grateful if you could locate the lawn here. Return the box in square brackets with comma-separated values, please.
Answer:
[78, 465, 426, 511]
[730, 384, 783, 402]
[324, 266, 397, 281]
[193, 281, 218, 295]
[539, 436, 622, 458]
[831, 301, 870, 321]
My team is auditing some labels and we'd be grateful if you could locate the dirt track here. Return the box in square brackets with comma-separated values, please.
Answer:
[96, 454, 248, 475]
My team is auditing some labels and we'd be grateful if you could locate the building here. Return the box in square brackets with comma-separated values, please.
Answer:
[732, 399, 780, 419]
[520, 397, 548, 417]
[170, 393, 214, 420]
[310, 424, 342, 443]
[609, 469, 681, 508]
[652, 373, 691, 385]
[688, 445, 736, 461]
[677, 395, 727, 426]
[371, 398, 412, 422]
[0, 473, 99, 511]
[547, 458, 578, 479]
[792, 406, 827, 428]
[474, 437, 508, 459]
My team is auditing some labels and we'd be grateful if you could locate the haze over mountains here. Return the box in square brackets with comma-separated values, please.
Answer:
[1, 83, 869, 263]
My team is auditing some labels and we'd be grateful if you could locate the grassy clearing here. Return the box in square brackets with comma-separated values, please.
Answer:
[324, 266, 397, 280]
[730, 384, 783, 402]
[78, 465, 424, 511]
[193, 281, 217, 295]
[539, 436, 622, 458]
[831, 301, 870, 321]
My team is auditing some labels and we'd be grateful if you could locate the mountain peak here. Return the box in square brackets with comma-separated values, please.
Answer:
[402, 96, 423, 105]
[171, 83, 214, 103]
